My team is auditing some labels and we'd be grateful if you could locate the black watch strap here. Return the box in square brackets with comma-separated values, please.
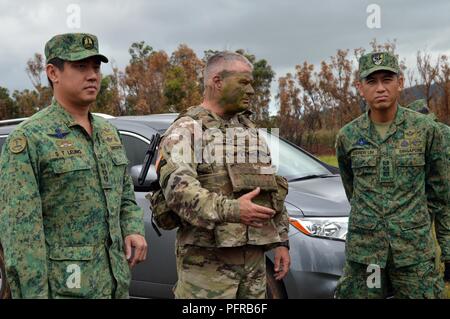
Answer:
[278, 240, 290, 250]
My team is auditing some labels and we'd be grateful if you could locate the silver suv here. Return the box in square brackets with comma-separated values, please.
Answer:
[0, 113, 350, 299]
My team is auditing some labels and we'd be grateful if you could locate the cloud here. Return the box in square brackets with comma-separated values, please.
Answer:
[0, 0, 449, 107]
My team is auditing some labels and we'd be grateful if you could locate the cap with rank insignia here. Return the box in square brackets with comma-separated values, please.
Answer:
[358, 52, 400, 79]
[45, 33, 108, 64]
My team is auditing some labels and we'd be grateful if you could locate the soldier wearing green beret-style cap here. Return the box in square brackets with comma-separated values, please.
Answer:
[0, 33, 147, 299]
[334, 52, 450, 298]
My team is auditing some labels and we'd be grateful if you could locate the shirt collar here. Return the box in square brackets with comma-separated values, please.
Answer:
[49, 98, 97, 129]
[358, 104, 405, 130]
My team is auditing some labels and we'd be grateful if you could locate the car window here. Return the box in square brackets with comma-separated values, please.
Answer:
[0, 136, 6, 156]
[119, 132, 152, 172]
[260, 130, 331, 180]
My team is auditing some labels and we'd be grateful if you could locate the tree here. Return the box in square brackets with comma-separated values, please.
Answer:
[12, 89, 40, 117]
[24, 53, 52, 113]
[129, 41, 153, 65]
[435, 54, 450, 124]
[416, 51, 439, 105]
[123, 45, 170, 115]
[165, 44, 204, 112]
[276, 73, 302, 146]
[0, 87, 18, 120]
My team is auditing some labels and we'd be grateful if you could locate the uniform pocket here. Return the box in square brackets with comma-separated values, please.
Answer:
[48, 246, 96, 298]
[110, 150, 129, 166]
[351, 155, 377, 171]
[50, 157, 91, 174]
[48, 157, 91, 202]
[399, 212, 429, 231]
[351, 155, 378, 189]
[396, 154, 425, 190]
[197, 171, 231, 194]
[349, 212, 377, 230]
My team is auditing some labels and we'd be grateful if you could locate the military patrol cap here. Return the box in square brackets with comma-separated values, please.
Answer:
[45, 33, 108, 63]
[406, 98, 437, 120]
[358, 52, 400, 79]
[407, 99, 430, 114]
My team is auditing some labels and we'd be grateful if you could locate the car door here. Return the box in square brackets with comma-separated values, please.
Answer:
[118, 130, 177, 299]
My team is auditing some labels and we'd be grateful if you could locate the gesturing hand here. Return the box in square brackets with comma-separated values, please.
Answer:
[238, 187, 275, 228]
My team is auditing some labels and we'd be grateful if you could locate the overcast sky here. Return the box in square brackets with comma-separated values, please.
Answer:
[1, 0, 449, 111]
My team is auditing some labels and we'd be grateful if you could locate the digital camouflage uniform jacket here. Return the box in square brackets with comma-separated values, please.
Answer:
[158, 106, 289, 249]
[336, 106, 450, 268]
[0, 99, 144, 298]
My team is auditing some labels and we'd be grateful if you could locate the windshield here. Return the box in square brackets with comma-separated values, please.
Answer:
[260, 130, 331, 180]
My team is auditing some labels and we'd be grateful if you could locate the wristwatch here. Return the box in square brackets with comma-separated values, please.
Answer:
[277, 240, 290, 250]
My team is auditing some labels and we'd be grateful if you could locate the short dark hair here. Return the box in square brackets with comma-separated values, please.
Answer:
[203, 51, 253, 88]
[47, 57, 65, 89]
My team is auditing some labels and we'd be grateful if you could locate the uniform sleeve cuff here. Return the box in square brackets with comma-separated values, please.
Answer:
[221, 199, 241, 223]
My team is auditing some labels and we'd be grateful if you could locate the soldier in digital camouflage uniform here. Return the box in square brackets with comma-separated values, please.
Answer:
[152, 51, 291, 299]
[335, 52, 450, 298]
[0, 33, 147, 299]
[407, 99, 450, 279]
[406, 99, 450, 177]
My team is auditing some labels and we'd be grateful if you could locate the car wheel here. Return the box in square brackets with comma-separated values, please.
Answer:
[0, 245, 11, 299]
[266, 260, 287, 299]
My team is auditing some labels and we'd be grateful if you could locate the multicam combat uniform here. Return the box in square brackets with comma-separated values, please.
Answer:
[155, 105, 289, 299]
[0, 99, 144, 298]
[335, 106, 449, 298]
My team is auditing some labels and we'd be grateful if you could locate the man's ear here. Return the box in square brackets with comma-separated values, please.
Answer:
[356, 80, 364, 98]
[46, 64, 59, 84]
[212, 75, 222, 89]
[397, 75, 404, 92]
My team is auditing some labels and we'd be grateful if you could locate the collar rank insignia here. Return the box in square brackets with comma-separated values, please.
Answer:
[48, 128, 70, 139]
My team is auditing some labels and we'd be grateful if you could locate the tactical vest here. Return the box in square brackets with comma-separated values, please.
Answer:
[148, 106, 288, 248]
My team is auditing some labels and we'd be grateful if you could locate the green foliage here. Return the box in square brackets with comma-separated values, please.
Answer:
[129, 41, 153, 64]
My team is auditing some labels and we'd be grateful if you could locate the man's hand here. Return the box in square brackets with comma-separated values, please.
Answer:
[238, 187, 275, 228]
[124, 234, 148, 268]
[273, 246, 290, 280]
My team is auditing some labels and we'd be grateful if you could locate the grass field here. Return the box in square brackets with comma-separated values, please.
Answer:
[317, 154, 338, 167]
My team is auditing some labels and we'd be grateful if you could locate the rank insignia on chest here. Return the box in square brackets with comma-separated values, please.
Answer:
[400, 140, 409, 148]
[379, 158, 394, 183]
[56, 140, 74, 149]
[405, 129, 416, 138]
[48, 128, 70, 139]
[102, 131, 122, 149]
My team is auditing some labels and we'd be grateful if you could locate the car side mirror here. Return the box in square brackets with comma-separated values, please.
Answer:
[130, 164, 157, 191]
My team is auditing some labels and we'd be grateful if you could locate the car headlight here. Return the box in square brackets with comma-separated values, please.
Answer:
[289, 216, 348, 241]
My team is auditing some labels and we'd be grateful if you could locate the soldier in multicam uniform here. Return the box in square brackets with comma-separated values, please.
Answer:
[0, 33, 147, 298]
[152, 51, 290, 299]
[335, 52, 450, 298]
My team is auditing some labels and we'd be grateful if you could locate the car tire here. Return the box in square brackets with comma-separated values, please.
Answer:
[266, 260, 287, 299]
[0, 245, 11, 299]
